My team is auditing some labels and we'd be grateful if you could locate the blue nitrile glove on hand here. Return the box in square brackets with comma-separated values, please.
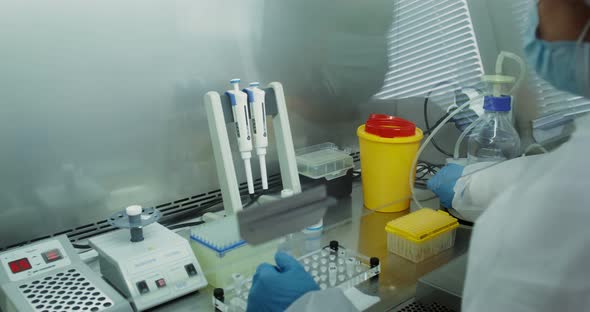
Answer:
[427, 163, 465, 208]
[247, 251, 320, 312]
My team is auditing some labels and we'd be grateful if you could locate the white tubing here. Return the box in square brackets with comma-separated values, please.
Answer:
[244, 159, 255, 194]
[453, 115, 485, 159]
[496, 51, 526, 96]
[259, 155, 268, 190]
[410, 94, 484, 209]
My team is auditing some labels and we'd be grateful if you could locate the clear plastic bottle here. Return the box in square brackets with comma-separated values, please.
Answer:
[467, 95, 521, 164]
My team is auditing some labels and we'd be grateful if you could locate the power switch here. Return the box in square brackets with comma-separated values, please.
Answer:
[155, 278, 166, 288]
[136, 281, 149, 295]
[184, 264, 198, 277]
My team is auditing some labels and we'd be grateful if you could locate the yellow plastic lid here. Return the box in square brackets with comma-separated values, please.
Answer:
[385, 208, 459, 244]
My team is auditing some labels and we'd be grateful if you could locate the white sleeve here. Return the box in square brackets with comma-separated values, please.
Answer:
[452, 155, 543, 222]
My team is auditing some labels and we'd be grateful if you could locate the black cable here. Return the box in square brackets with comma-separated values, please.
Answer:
[168, 220, 205, 230]
[242, 192, 265, 209]
[159, 198, 224, 227]
[423, 95, 453, 157]
[72, 243, 91, 249]
[422, 112, 450, 136]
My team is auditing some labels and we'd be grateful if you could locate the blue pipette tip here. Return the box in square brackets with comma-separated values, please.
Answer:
[249, 82, 260, 87]
[230, 78, 241, 84]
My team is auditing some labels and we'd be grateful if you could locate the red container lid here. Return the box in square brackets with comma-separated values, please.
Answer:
[365, 114, 416, 138]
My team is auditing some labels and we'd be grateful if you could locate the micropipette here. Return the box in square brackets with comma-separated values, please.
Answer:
[244, 82, 269, 190]
[225, 78, 255, 194]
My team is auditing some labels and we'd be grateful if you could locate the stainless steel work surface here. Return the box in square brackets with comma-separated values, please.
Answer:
[136, 183, 471, 311]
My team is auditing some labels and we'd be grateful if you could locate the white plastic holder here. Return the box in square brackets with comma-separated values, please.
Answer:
[204, 82, 301, 215]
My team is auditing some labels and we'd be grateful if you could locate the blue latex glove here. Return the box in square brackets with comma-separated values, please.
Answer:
[427, 163, 465, 208]
[247, 251, 319, 312]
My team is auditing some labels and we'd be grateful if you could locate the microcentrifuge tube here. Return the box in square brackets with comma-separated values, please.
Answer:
[329, 255, 336, 261]
[314, 276, 320, 283]
[321, 249, 329, 257]
[312, 262, 319, 269]
[311, 270, 318, 277]
[320, 274, 327, 282]
[321, 258, 328, 265]
[312, 254, 319, 261]
[304, 265, 310, 272]
[320, 266, 327, 273]
[346, 258, 355, 277]
[232, 273, 244, 295]
[303, 258, 310, 265]
[338, 266, 345, 273]
[337, 258, 344, 265]
[338, 274, 346, 282]
[338, 250, 346, 257]
[320, 283, 327, 290]
[329, 266, 337, 286]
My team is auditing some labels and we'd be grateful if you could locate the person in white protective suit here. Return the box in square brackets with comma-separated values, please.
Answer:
[246, 0, 590, 311]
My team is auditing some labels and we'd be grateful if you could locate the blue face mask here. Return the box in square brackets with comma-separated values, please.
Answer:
[524, 4, 590, 98]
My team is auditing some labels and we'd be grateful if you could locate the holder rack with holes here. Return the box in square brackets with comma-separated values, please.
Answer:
[0, 235, 132, 312]
[212, 241, 380, 312]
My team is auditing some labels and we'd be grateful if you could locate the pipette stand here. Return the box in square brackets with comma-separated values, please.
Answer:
[204, 82, 301, 215]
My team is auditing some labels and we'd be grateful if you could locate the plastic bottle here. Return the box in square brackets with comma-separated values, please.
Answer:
[467, 95, 521, 163]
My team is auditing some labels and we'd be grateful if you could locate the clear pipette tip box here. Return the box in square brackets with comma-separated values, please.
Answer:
[212, 243, 380, 311]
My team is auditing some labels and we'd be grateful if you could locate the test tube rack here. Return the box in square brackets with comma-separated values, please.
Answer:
[212, 242, 380, 312]
[204, 82, 301, 215]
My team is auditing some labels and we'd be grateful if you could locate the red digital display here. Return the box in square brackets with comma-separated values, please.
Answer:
[8, 258, 32, 274]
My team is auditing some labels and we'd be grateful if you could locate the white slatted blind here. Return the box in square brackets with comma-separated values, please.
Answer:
[375, 0, 484, 99]
[515, 0, 590, 129]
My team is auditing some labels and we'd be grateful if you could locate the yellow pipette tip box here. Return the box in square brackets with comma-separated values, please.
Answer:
[385, 208, 459, 263]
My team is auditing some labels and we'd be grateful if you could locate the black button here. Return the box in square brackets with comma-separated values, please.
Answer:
[136, 281, 149, 295]
[184, 264, 198, 277]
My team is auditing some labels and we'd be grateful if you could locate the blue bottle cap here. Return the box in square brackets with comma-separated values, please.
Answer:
[249, 82, 260, 87]
[483, 95, 511, 112]
[230, 78, 241, 84]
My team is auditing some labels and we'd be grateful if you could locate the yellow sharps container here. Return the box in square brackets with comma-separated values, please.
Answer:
[357, 114, 423, 212]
